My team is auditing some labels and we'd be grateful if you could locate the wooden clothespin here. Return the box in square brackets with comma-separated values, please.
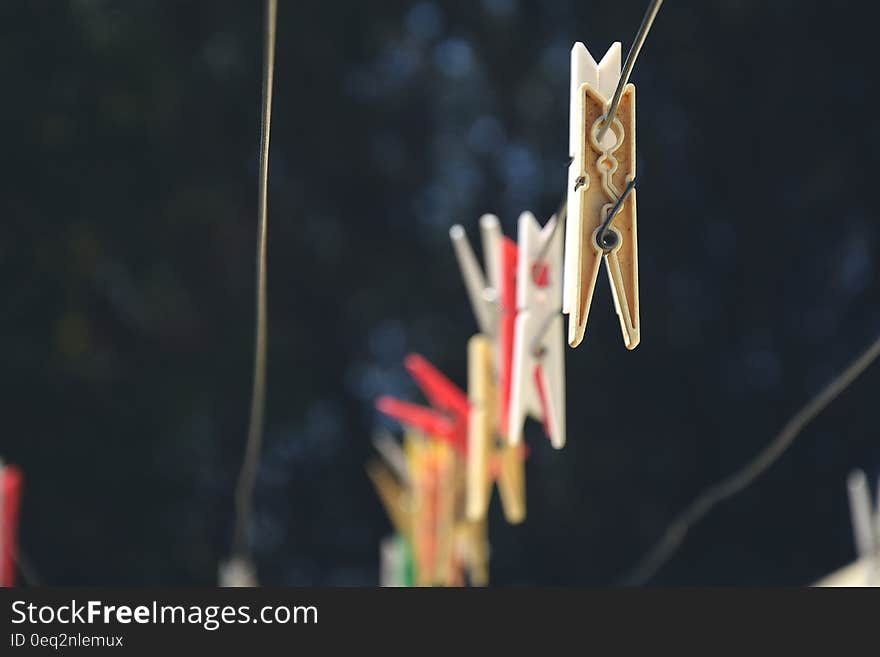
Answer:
[454, 519, 489, 587]
[371, 429, 410, 487]
[449, 214, 516, 435]
[449, 216, 518, 438]
[365, 458, 411, 539]
[508, 211, 566, 449]
[375, 354, 469, 456]
[451, 221, 526, 524]
[564, 41, 640, 349]
[468, 333, 526, 524]
[497, 235, 519, 439]
[466, 334, 496, 521]
[432, 441, 459, 586]
[0, 461, 22, 588]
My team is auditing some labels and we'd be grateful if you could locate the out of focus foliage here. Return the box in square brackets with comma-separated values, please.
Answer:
[2, 0, 878, 585]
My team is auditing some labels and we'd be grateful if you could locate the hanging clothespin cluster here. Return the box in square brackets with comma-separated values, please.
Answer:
[0, 459, 23, 588]
[369, 356, 497, 586]
[450, 213, 565, 496]
[366, 210, 566, 586]
[367, 2, 664, 585]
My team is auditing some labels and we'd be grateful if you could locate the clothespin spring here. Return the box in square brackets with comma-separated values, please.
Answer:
[595, 178, 637, 253]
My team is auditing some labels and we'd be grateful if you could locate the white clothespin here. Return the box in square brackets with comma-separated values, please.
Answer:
[564, 41, 640, 349]
[452, 218, 527, 523]
[847, 469, 880, 585]
[508, 212, 566, 449]
[449, 215, 502, 338]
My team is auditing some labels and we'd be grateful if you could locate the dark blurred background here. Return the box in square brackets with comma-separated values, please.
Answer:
[2, 0, 878, 586]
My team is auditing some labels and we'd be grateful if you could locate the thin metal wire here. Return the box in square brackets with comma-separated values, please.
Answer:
[596, 177, 637, 251]
[233, 0, 277, 561]
[596, 0, 664, 144]
[619, 332, 880, 586]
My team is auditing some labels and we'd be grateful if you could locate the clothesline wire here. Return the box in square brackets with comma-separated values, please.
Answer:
[618, 332, 880, 585]
[232, 0, 277, 562]
[596, 0, 664, 143]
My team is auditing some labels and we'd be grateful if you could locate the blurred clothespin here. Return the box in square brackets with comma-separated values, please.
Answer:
[466, 333, 526, 524]
[449, 216, 519, 439]
[493, 440, 526, 524]
[218, 557, 258, 588]
[455, 519, 489, 587]
[407, 439, 440, 586]
[847, 469, 880, 585]
[380, 534, 414, 587]
[449, 215, 502, 339]
[433, 442, 458, 586]
[376, 354, 469, 456]
[0, 460, 23, 588]
[497, 236, 519, 439]
[371, 429, 410, 487]
[508, 211, 566, 449]
[564, 41, 639, 349]
[365, 459, 410, 539]
[466, 334, 495, 521]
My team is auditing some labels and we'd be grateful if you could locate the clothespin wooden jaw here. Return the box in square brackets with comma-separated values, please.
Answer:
[454, 520, 489, 587]
[564, 41, 640, 350]
[466, 334, 495, 521]
[366, 459, 411, 539]
[508, 211, 566, 449]
[466, 333, 526, 524]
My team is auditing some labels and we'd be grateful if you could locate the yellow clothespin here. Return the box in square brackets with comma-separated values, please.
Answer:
[406, 436, 436, 586]
[466, 334, 496, 521]
[495, 439, 525, 524]
[466, 333, 526, 524]
[454, 519, 489, 587]
[433, 441, 459, 586]
[365, 459, 410, 540]
[564, 42, 639, 349]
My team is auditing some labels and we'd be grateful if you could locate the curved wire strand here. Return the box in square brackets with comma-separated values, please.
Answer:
[596, 0, 664, 143]
[619, 332, 880, 585]
[232, 0, 277, 561]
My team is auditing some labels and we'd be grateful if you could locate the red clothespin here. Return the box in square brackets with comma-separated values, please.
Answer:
[376, 354, 469, 455]
[1, 464, 23, 588]
[497, 236, 519, 440]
